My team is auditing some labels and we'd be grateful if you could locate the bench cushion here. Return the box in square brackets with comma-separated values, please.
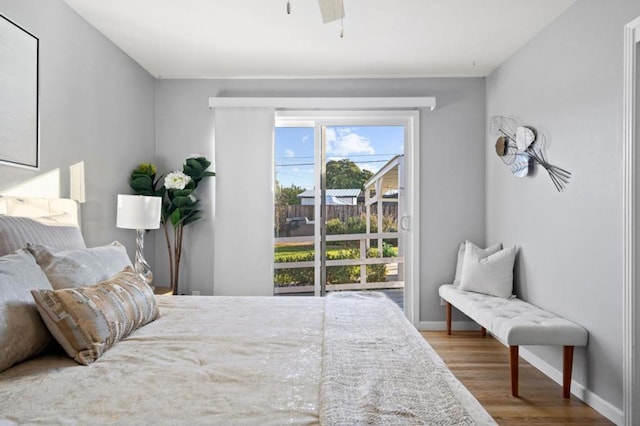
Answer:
[439, 284, 588, 347]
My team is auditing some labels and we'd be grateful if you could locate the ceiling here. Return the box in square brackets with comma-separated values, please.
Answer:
[61, 0, 574, 79]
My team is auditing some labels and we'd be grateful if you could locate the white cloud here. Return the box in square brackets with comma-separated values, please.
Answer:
[360, 163, 381, 174]
[292, 167, 301, 173]
[284, 148, 295, 158]
[325, 128, 337, 143]
[327, 131, 375, 156]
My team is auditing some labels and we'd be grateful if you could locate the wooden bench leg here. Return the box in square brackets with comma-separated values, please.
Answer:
[563, 346, 574, 398]
[509, 345, 519, 397]
[481, 327, 487, 337]
[445, 302, 452, 335]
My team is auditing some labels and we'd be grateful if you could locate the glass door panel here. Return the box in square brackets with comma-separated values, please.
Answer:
[322, 125, 405, 307]
[273, 126, 316, 296]
[274, 118, 408, 311]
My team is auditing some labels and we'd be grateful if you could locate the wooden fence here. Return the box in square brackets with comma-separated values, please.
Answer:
[276, 204, 398, 224]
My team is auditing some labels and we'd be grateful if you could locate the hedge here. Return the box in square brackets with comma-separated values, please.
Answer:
[274, 245, 393, 286]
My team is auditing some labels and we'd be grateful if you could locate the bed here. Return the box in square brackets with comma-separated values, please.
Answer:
[0, 196, 495, 425]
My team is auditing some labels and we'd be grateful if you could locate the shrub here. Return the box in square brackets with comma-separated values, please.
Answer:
[274, 248, 390, 286]
[326, 218, 346, 235]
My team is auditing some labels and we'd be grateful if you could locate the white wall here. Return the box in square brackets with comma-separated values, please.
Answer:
[486, 0, 640, 418]
[155, 78, 486, 312]
[0, 0, 156, 263]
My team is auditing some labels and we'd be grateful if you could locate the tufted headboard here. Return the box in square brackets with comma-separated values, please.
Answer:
[0, 196, 80, 227]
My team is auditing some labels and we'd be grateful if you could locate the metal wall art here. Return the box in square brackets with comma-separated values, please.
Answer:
[490, 116, 571, 191]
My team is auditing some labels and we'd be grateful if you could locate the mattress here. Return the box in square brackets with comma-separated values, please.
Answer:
[0, 293, 495, 425]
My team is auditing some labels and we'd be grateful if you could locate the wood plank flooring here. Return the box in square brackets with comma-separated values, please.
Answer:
[421, 331, 613, 425]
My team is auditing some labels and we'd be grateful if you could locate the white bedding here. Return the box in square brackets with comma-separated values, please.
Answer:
[0, 294, 494, 425]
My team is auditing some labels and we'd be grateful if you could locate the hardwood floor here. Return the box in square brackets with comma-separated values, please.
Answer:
[421, 331, 613, 425]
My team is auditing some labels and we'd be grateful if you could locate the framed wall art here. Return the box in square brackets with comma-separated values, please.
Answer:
[0, 13, 39, 169]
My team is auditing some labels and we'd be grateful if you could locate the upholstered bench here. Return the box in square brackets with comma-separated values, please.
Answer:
[438, 284, 588, 398]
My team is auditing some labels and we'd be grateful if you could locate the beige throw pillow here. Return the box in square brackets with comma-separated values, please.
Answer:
[27, 241, 132, 289]
[31, 266, 159, 365]
[0, 249, 54, 373]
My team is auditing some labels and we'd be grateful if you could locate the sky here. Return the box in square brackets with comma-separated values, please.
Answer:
[275, 125, 404, 189]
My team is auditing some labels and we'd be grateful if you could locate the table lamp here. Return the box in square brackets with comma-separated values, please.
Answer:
[116, 194, 162, 284]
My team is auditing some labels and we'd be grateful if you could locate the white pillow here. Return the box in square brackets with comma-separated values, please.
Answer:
[0, 249, 54, 373]
[453, 241, 502, 285]
[27, 241, 132, 289]
[459, 242, 517, 298]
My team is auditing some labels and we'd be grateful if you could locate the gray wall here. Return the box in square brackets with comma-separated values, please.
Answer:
[1, 0, 629, 418]
[0, 0, 156, 260]
[486, 0, 640, 413]
[155, 78, 486, 317]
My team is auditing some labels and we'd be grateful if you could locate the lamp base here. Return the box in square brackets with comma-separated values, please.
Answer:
[134, 228, 153, 284]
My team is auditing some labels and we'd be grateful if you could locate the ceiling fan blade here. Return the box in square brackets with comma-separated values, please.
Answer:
[317, 0, 344, 23]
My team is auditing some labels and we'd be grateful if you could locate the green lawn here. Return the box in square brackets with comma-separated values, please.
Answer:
[274, 244, 346, 262]
[274, 243, 398, 262]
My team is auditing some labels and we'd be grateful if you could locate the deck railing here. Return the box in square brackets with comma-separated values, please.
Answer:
[274, 232, 403, 294]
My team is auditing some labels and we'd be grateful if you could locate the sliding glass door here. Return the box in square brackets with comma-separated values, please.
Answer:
[273, 111, 418, 317]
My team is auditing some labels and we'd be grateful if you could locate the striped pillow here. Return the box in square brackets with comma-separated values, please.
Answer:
[0, 215, 86, 257]
[31, 267, 159, 365]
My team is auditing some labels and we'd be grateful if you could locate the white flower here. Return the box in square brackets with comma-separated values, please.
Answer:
[164, 171, 191, 190]
[188, 153, 202, 159]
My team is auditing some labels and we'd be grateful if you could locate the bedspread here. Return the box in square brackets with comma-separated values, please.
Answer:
[0, 294, 494, 425]
[320, 292, 494, 425]
[0, 296, 324, 425]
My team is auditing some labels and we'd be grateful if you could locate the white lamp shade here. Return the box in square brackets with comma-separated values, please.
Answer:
[116, 195, 162, 230]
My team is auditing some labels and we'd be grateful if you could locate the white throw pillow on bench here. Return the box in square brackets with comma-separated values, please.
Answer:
[459, 241, 518, 298]
[453, 241, 502, 286]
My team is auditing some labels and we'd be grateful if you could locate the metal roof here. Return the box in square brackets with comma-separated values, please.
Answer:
[297, 189, 361, 198]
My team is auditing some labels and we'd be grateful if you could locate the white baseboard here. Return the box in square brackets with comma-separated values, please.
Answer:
[519, 347, 623, 426]
[417, 321, 624, 425]
[417, 320, 482, 331]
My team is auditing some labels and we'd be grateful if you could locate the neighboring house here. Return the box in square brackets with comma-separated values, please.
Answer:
[297, 189, 361, 206]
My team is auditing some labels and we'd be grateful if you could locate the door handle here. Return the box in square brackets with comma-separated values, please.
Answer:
[400, 216, 410, 231]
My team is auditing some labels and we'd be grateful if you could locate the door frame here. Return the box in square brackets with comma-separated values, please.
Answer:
[622, 15, 640, 426]
[275, 110, 421, 325]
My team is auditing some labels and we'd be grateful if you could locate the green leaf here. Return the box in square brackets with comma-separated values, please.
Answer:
[153, 186, 166, 198]
[199, 158, 212, 170]
[182, 211, 202, 225]
[170, 209, 181, 227]
[185, 158, 204, 174]
[130, 175, 154, 195]
[172, 196, 196, 208]
[168, 189, 192, 198]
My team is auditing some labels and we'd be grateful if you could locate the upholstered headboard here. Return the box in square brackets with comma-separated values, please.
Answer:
[0, 196, 80, 226]
[0, 196, 85, 257]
